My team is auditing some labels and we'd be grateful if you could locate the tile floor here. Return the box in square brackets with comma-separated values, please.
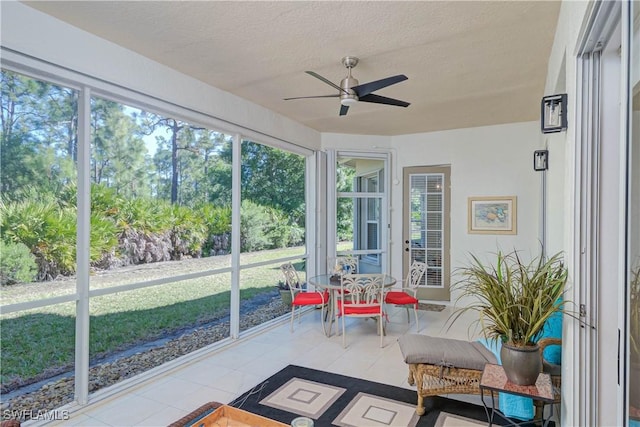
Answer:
[35, 305, 482, 427]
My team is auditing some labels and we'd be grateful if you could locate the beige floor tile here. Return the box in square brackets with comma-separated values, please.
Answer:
[89, 395, 167, 426]
[136, 405, 185, 426]
[50, 308, 469, 426]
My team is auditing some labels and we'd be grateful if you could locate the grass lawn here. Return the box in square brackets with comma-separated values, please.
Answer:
[0, 246, 310, 388]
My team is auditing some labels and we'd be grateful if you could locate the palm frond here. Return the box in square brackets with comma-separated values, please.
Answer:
[448, 249, 569, 346]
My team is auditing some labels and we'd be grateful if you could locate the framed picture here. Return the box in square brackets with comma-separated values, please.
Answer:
[468, 196, 517, 235]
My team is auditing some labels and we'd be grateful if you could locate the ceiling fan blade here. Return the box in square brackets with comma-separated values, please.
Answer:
[359, 93, 410, 107]
[339, 105, 349, 116]
[352, 74, 408, 97]
[283, 94, 340, 100]
[306, 71, 349, 94]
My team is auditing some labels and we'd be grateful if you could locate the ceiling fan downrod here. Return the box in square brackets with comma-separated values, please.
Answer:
[340, 56, 359, 106]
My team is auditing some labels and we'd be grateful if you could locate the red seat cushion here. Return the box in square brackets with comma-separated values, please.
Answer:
[337, 301, 382, 316]
[292, 291, 328, 306]
[384, 291, 418, 305]
[341, 306, 382, 315]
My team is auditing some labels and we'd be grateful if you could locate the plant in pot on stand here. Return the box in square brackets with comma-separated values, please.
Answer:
[450, 249, 568, 385]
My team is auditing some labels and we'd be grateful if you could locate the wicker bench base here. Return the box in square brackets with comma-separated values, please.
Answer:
[406, 363, 483, 415]
[406, 362, 561, 417]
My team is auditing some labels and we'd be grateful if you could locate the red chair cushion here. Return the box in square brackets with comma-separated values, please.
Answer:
[337, 301, 382, 316]
[292, 291, 328, 306]
[384, 291, 418, 305]
[341, 305, 382, 315]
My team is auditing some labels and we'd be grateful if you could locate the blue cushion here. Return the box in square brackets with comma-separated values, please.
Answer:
[538, 306, 563, 365]
[478, 338, 534, 421]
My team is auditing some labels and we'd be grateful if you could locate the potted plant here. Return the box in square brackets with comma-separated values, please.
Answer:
[449, 249, 568, 385]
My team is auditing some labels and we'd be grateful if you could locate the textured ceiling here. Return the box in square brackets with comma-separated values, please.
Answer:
[23, 1, 561, 136]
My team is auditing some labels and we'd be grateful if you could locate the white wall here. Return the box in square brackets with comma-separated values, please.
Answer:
[323, 122, 542, 303]
[393, 122, 542, 290]
[543, 132, 566, 256]
[0, 2, 321, 151]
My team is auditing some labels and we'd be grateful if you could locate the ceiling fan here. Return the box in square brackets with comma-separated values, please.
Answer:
[284, 56, 410, 116]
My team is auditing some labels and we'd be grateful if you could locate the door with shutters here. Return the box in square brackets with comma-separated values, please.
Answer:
[402, 166, 451, 301]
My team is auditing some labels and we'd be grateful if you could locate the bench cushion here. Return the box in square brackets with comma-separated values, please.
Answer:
[398, 334, 498, 371]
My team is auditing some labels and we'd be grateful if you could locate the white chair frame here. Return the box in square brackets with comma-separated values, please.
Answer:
[338, 273, 385, 348]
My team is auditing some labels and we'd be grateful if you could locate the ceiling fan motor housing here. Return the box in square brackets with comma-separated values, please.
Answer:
[340, 76, 359, 106]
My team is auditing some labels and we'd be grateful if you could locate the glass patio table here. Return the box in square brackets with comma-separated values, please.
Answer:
[308, 274, 397, 336]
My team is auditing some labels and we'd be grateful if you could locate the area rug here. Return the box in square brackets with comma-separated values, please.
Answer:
[228, 364, 503, 426]
[434, 411, 486, 427]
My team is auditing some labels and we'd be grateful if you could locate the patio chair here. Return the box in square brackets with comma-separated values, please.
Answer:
[384, 260, 426, 331]
[280, 262, 329, 334]
[332, 256, 358, 299]
[333, 256, 358, 275]
[337, 273, 386, 348]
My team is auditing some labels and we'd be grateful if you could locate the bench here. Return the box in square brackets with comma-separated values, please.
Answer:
[398, 334, 561, 417]
[398, 334, 498, 415]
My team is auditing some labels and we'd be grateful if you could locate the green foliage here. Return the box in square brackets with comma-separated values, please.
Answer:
[1, 69, 308, 280]
[240, 141, 306, 225]
[449, 250, 568, 347]
[163, 204, 207, 259]
[89, 212, 120, 263]
[0, 241, 38, 285]
[113, 196, 169, 234]
[336, 163, 356, 241]
[198, 204, 231, 236]
[239, 200, 271, 252]
[1, 70, 79, 196]
[239, 200, 303, 252]
[0, 195, 76, 279]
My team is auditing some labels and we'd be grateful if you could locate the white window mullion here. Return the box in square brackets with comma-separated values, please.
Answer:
[230, 134, 242, 339]
[74, 86, 91, 405]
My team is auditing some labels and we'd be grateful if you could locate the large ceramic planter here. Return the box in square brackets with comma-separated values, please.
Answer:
[279, 289, 293, 307]
[500, 343, 542, 386]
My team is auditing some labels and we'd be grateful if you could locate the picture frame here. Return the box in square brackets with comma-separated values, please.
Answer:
[468, 196, 517, 235]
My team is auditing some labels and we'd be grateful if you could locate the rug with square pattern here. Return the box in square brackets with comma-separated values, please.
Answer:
[228, 364, 512, 427]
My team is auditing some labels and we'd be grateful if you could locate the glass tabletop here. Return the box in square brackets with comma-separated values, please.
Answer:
[308, 274, 396, 289]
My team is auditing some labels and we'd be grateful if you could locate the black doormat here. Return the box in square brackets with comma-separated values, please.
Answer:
[228, 364, 510, 426]
[416, 303, 446, 312]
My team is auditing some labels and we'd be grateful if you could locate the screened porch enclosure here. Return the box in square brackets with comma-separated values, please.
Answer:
[0, 68, 313, 411]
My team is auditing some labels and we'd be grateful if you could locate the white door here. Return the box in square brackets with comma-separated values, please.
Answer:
[403, 166, 450, 301]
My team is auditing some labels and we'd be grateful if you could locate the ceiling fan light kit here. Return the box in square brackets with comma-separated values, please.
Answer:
[340, 98, 358, 107]
[284, 56, 410, 116]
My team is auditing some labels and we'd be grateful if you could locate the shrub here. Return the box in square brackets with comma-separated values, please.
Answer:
[198, 203, 231, 256]
[1, 197, 77, 279]
[198, 203, 231, 236]
[0, 241, 38, 285]
[240, 200, 271, 252]
[163, 204, 207, 259]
